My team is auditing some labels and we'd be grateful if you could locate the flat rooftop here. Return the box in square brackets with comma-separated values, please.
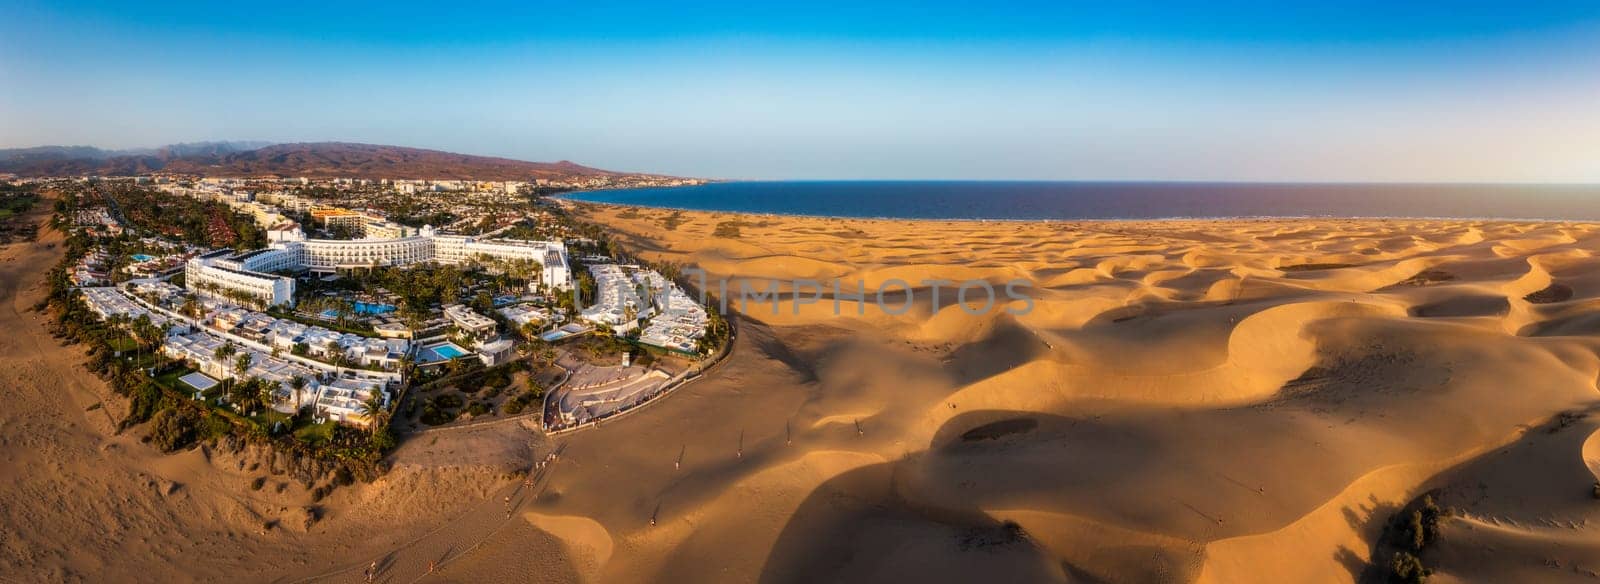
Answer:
[179, 372, 219, 391]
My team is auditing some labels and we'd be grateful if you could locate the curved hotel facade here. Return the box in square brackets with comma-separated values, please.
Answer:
[294, 235, 435, 271]
[186, 225, 572, 308]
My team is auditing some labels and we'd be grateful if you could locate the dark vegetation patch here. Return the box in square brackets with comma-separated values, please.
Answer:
[419, 392, 464, 426]
[1272, 345, 1439, 407]
[713, 220, 745, 238]
[956, 520, 1031, 551]
[1387, 270, 1456, 288]
[659, 211, 686, 231]
[1523, 283, 1574, 304]
[502, 389, 541, 415]
[1367, 493, 1450, 584]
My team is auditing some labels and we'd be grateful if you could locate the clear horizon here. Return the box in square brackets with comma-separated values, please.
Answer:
[3, 1, 1599, 182]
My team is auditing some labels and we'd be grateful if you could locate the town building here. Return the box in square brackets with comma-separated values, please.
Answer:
[184, 249, 296, 307]
[443, 304, 497, 340]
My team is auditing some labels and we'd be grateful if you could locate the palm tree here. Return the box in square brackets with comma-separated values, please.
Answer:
[257, 379, 279, 415]
[152, 322, 172, 367]
[357, 395, 387, 436]
[227, 376, 257, 412]
[128, 313, 153, 363]
[290, 375, 308, 412]
[331, 351, 352, 376]
[234, 352, 253, 379]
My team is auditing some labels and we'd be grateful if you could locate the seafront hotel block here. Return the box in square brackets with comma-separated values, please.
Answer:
[182, 225, 574, 309]
[185, 249, 297, 307]
[293, 234, 435, 271]
[276, 225, 572, 287]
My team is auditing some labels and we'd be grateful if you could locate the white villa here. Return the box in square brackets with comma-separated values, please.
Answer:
[443, 304, 497, 340]
[580, 264, 645, 329]
[499, 304, 554, 329]
[636, 272, 708, 353]
[314, 377, 389, 426]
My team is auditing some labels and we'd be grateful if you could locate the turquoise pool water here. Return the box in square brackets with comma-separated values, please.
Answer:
[417, 342, 470, 364]
[131, 254, 155, 262]
[353, 302, 396, 315]
[317, 302, 395, 319]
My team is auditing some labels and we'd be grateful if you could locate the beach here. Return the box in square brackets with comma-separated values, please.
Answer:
[9, 199, 1600, 582]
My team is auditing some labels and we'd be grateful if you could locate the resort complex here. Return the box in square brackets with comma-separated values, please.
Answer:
[579, 263, 709, 353]
[185, 224, 572, 310]
[45, 174, 721, 443]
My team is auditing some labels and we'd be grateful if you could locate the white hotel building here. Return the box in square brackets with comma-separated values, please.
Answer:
[186, 249, 298, 307]
[185, 226, 572, 306]
[293, 234, 435, 271]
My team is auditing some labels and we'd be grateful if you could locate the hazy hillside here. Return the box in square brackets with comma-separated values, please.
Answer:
[0, 141, 631, 180]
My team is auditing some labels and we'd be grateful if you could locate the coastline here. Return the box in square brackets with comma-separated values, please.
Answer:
[558, 196, 1600, 226]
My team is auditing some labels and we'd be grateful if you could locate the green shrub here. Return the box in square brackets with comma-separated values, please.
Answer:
[147, 407, 199, 452]
[419, 405, 455, 426]
[123, 381, 166, 427]
[1390, 551, 1428, 583]
[1400, 496, 1444, 551]
[503, 396, 526, 415]
[434, 393, 464, 409]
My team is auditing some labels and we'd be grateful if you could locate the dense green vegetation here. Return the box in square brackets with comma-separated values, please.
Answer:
[0, 184, 42, 242]
[32, 183, 733, 495]
[712, 220, 744, 238]
[40, 190, 392, 492]
[1372, 494, 1449, 584]
[108, 185, 266, 249]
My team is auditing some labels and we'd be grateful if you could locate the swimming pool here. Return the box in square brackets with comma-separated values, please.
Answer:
[352, 302, 396, 315]
[432, 344, 466, 358]
[131, 254, 155, 262]
[417, 342, 470, 364]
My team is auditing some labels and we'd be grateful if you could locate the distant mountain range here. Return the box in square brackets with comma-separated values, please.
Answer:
[0, 141, 638, 181]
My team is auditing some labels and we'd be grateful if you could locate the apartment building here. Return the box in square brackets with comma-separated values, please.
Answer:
[184, 249, 296, 307]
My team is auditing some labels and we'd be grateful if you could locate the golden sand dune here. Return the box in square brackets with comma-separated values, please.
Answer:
[518, 207, 1600, 583]
[12, 200, 1600, 582]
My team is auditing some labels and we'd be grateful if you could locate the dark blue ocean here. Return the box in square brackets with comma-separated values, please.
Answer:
[565, 181, 1600, 221]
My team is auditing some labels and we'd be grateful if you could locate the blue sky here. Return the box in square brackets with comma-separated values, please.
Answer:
[2, 1, 1598, 181]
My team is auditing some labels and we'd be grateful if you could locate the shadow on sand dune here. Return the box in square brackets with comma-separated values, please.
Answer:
[755, 460, 1069, 584]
